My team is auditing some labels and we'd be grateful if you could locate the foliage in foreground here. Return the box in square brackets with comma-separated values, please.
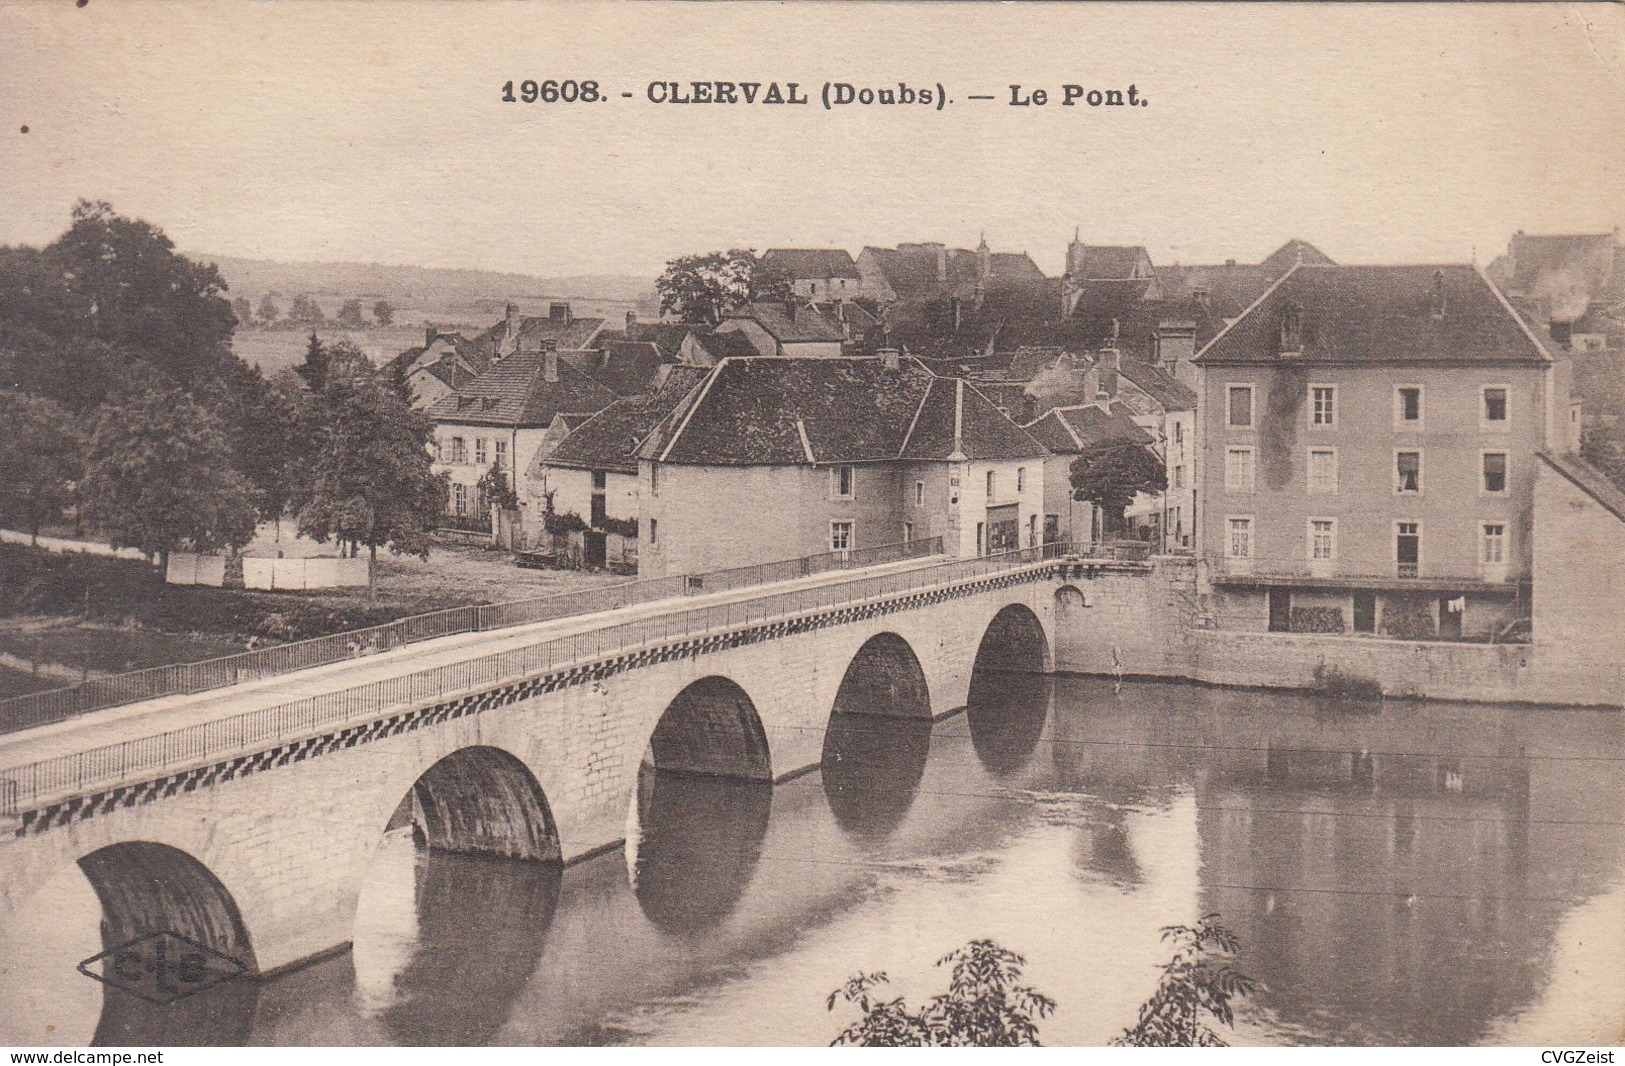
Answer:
[827, 917, 1256, 1047]
[1112, 914, 1257, 1047]
[826, 939, 1055, 1046]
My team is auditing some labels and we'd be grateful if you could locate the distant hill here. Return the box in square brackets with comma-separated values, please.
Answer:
[202, 254, 656, 308]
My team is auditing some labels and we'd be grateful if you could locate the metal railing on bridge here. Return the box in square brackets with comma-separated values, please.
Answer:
[0, 541, 1079, 817]
[0, 538, 944, 735]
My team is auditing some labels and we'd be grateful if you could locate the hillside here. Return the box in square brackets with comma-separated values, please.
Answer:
[204, 254, 655, 307]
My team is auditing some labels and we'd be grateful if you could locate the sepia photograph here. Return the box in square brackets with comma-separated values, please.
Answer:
[0, 0, 1621, 1050]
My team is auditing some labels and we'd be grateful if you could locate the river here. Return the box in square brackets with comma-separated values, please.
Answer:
[5, 675, 1622, 1046]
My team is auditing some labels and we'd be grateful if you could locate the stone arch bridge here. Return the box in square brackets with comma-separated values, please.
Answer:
[0, 551, 1133, 992]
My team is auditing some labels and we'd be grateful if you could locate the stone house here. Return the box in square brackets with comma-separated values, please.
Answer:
[759, 248, 862, 300]
[712, 301, 847, 357]
[426, 347, 618, 534]
[633, 355, 1049, 577]
[1022, 401, 1155, 546]
[1193, 262, 1575, 640]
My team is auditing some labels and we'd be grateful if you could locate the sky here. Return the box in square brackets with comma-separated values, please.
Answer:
[2, 1, 1622, 280]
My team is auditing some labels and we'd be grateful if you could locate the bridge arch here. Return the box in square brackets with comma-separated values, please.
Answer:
[821, 633, 934, 837]
[646, 676, 772, 781]
[965, 603, 1053, 776]
[972, 602, 1052, 677]
[77, 841, 260, 1045]
[400, 745, 561, 862]
[831, 632, 933, 719]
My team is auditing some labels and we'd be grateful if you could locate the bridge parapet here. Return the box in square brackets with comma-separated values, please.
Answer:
[1, 542, 1100, 821]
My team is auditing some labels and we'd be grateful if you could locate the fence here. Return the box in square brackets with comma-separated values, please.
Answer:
[0, 538, 941, 734]
[0, 541, 1077, 817]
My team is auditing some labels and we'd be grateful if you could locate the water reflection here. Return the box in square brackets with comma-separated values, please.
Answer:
[630, 768, 772, 936]
[11, 677, 1618, 1047]
[92, 968, 260, 1046]
[965, 670, 1050, 775]
[354, 834, 562, 1045]
[820, 713, 933, 839]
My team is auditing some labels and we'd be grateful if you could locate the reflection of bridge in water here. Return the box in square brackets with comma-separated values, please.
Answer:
[0, 548, 1115, 1044]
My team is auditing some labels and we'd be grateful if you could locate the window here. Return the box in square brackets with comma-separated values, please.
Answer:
[1173, 464, 1186, 490]
[1309, 518, 1337, 561]
[1224, 447, 1256, 492]
[1226, 385, 1254, 428]
[986, 470, 996, 498]
[649, 518, 658, 544]
[433, 438, 444, 463]
[1482, 523, 1505, 564]
[452, 483, 468, 516]
[830, 520, 853, 551]
[475, 438, 487, 465]
[1395, 386, 1423, 429]
[1226, 517, 1253, 559]
[903, 521, 913, 542]
[1308, 448, 1338, 495]
[451, 437, 467, 464]
[495, 439, 508, 464]
[1482, 386, 1509, 428]
[649, 463, 659, 497]
[1396, 450, 1422, 494]
[1028, 514, 1038, 547]
[1017, 467, 1026, 493]
[914, 480, 925, 506]
[833, 465, 854, 499]
[976, 522, 985, 556]
[592, 470, 607, 490]
[1481, 451, 1508, 494]
[1396, 521, 1421, 577]
[1310, 384, 1336, 428]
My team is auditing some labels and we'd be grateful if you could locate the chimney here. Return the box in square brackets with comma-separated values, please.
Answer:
[425, 325, 438, 346]
[542, 340, 559, 382]
[499, 302, 521, 360]
[951, 296, 963, 332]
[625, 310, 637, 330]
[935, 244, 948, 282]
[1550, 318, 1573, 349]
[1022, 394, 1036, 422]
[1429, 270, 1447, 319]
[550, 301, 572, 326]
[977, 232, 991, 281]
[1225, 258, 1237, 268]
[878, 347, 901, 370]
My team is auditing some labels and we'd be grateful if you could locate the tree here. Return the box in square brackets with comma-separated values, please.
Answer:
[44, 200, 238, 387]
[477, 458, 519, 515]
[288, 293, 325, 328]
[656, 248, 760, 325]
[827, 940, 1055, 1046]
[293, 354, 448, 600]
[1113, 915, 1257, 1047]
[1070, 444, 1167, 538]
[336, 298, 367, 330]
[78, 388, 259, 567]
[372, 299, 396, 327]
[0, 392, 85, 544]
[257, 293, 281, 325]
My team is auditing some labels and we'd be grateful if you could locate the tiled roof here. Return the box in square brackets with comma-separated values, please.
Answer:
[1196, 264, 1550, 366]
[577, 341, 666, 397]
[640, 356, 1047, 466]
[1068, 245, 1151, 279]
[426, 350, 619, 427]
[1116, 358, 1196, 411]
[728, 302, 846, 344]
[1500, 233, 1619, 297]
[863, 244, 1045, 297]
[543, 367, 710, 475]
[690, 329, 763, 362]
[1024, 403, 1153, 454]
[1259, 239, 1335, 274]
[761, 248, 860, 279]
[1539, 451, 1625, 523]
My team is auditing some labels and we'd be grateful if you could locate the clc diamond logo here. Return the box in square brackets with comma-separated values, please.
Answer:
[78, 931, 248, 1005]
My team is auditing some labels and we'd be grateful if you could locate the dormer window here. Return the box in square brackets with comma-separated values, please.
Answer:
[1280, 303, 1303, 354]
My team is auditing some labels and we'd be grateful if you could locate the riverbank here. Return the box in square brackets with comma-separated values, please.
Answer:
[0, 541, 621, 700]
